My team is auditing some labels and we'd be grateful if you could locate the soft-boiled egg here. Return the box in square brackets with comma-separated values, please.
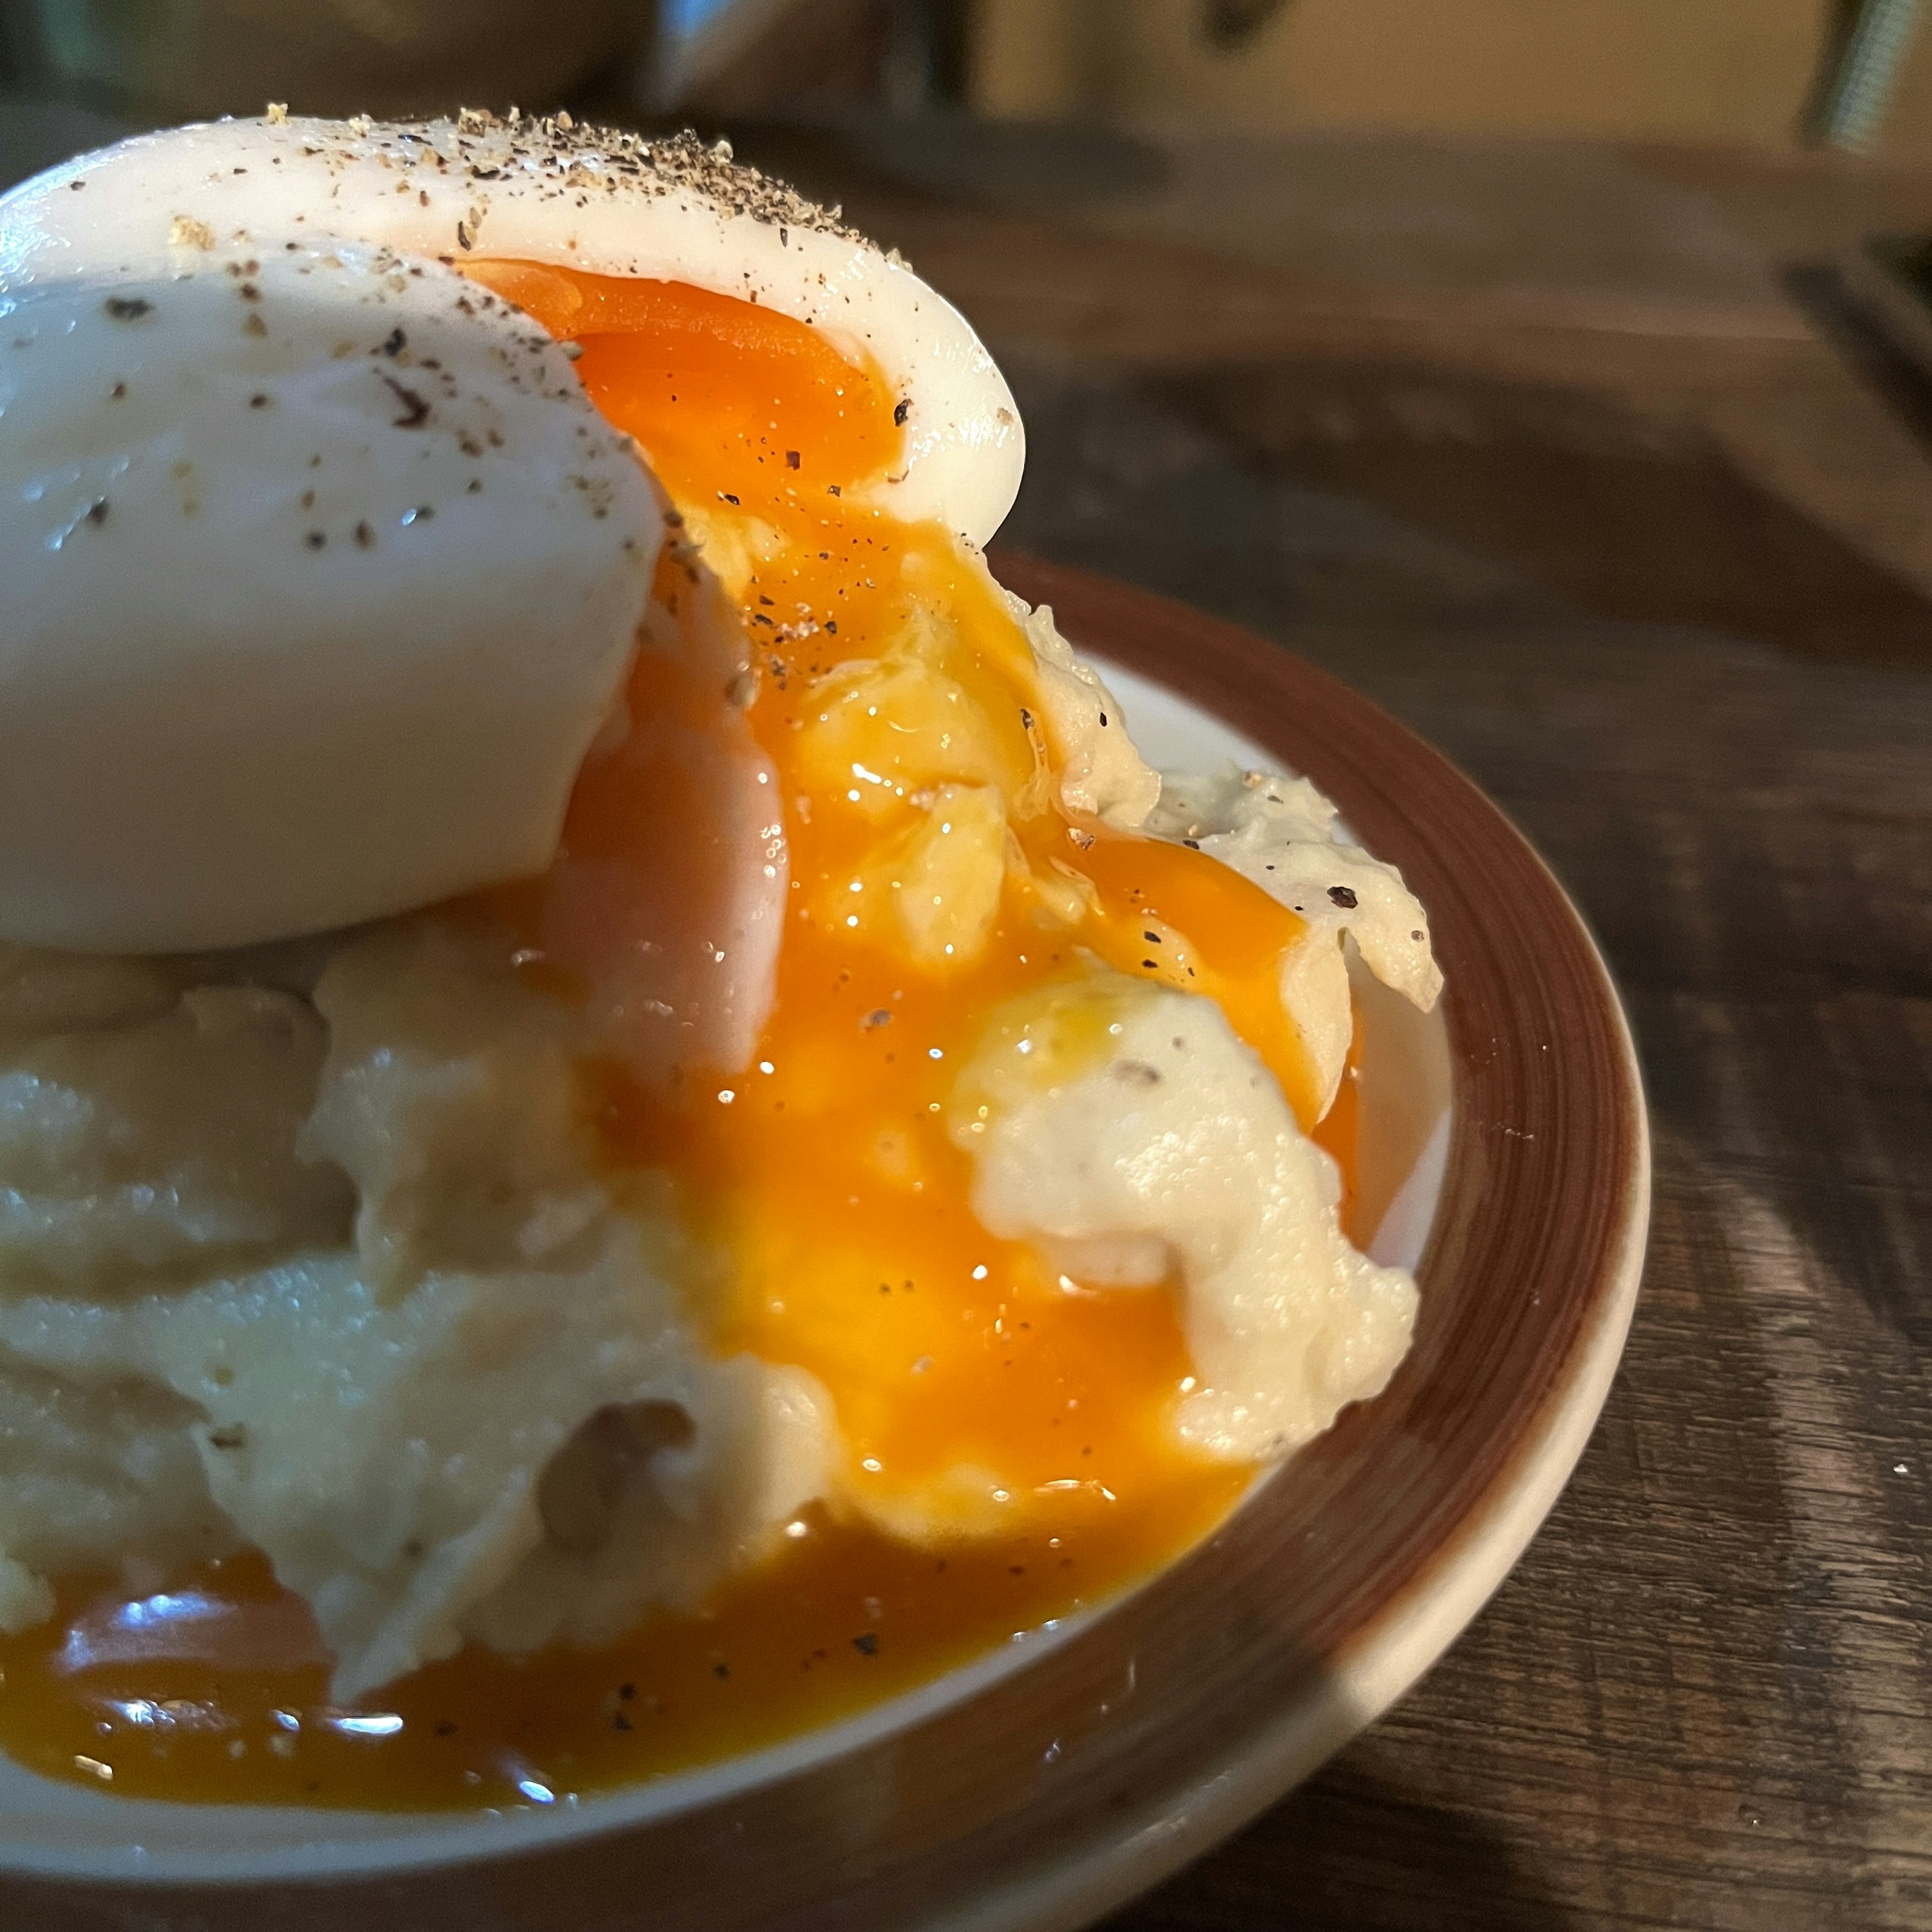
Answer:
[0, 113, 1021, 953]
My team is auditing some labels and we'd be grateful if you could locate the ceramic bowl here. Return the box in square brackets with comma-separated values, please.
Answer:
[0, 555, 1649, 1932]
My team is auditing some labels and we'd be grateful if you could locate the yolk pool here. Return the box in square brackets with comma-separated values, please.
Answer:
[0, 269, 1346, 1810]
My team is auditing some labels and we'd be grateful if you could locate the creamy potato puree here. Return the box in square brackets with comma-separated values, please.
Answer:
[952, 973, 1418, 1464]
[0, 577, 1431, 1706]
[0, 912, 835, 1701]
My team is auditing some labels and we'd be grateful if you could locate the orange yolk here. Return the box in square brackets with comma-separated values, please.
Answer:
[0, 267, 1343, 1810]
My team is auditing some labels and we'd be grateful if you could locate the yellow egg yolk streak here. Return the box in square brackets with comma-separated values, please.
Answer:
[0, 267, 1357, 1809]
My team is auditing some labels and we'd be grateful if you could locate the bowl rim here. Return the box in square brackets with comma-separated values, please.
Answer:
[898, 551, 1650, 1932]
[0, 556, 1649, 1931]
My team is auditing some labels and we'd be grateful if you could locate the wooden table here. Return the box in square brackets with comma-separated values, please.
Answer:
[714, 119, 1932, 1931]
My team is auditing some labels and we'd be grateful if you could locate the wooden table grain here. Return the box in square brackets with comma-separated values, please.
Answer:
[713, 119, 1932, 1931]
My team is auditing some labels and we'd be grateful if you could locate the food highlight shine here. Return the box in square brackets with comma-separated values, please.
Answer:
[0, 112, 1441, 1808]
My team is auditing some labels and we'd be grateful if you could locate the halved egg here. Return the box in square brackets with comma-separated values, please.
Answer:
[0, 113, 1438, 1809]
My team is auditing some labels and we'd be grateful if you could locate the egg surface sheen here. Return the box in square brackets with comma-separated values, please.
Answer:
[0, 240, 658, 952]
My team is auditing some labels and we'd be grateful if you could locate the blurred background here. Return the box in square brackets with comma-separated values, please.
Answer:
[4, 1, 1932, 157]
[2, 8, 1929, 1927]
[11, 0, 1931, 656]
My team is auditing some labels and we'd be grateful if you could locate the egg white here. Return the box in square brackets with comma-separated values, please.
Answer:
[0, 113, 1025, 546]
[0, 236, 660, 952]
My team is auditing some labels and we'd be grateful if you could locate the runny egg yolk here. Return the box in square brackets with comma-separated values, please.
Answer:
[0, 268, 1359, 1810]
[496, 262, 1328, 1538]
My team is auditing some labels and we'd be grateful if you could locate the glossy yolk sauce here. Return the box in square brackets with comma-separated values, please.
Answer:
[0, 267, 1358, 1809]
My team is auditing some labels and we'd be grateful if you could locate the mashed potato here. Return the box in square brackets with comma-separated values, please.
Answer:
[0, 588, 1437, 1703]
[952, 972, 1418, 1462]
[0, 914, 835, 1700]
[1148, 765, 1441, 1117]
[1, 582, 1435, 1726]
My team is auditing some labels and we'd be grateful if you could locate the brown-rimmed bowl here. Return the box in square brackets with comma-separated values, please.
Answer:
[0, 555, 1649, 1932]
